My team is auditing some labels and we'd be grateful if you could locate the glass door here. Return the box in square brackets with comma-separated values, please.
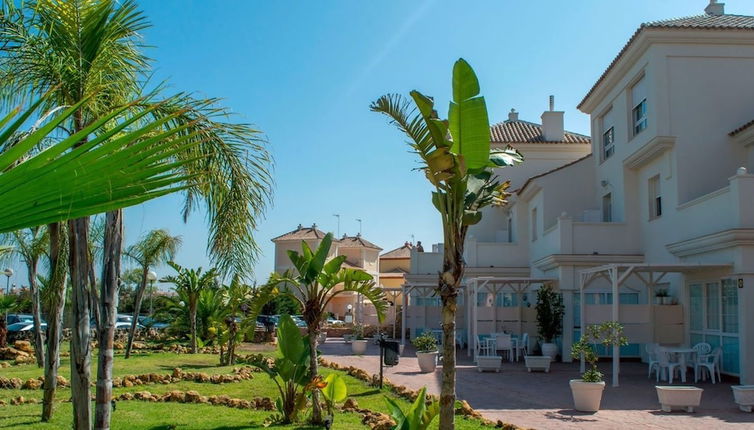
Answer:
[689, 279, 739, 375]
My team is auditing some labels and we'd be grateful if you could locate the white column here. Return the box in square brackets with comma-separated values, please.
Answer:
[611, 266, 620, 387]
[580, 272, 586, 373]
[401, 285, 407, 347]
[738, 275, 754, 384]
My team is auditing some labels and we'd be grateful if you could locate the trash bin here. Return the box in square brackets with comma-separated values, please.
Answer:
[383, 341, 400, 366]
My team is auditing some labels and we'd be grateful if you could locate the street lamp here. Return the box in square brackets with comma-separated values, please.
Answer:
[3, 268, 12, 321]
[3, 268, 13, 295]
[147, 270, 157, 316]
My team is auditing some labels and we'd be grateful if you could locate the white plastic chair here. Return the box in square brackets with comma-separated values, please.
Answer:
[657, 349, 685, 384]
[475, 335, 494, 361]
[516, 333, 529, 361]
[495, 333, 514, 362]
[695, 347, 722, 383]
[646, 343, 660, 379]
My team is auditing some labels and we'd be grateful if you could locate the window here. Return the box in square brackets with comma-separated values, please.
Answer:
[507, 216, 513, 242]
[633, 99, 647, 135]
[602, 193, 612, 222]
[631, 74, 648, 136]
[602, 127, 615, 160]
[648, 175, 662, 219]
[689, 280, 740, 374]
[531, 208, 538, 241]
[599, 108, 615, 162]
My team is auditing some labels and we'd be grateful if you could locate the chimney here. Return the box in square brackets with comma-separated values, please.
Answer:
[508, 108, 519, 121]
[540, 95, 565, 141]
[705, 0, 724, 16]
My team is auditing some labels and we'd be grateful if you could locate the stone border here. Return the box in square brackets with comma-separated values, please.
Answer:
[319, 358, 524, 430]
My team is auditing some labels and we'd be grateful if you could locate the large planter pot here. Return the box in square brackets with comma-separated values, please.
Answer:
[661, 297, 673, 305]
[524, 355, 552, 373]
[417, 351, 438, 373]
[477, 355, 501, 373]
[541, 343, 559, 362]
[351, 339, 368, 355]
[570, 379, 606, 412]
[656, 386, 703, 413]
[732, 385, 754, 412]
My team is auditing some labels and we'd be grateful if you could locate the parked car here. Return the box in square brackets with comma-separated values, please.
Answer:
[138, 316, 169, 330]
[326, 317, 344, 326]
[291, 315, 306, 327]
[6, 314, 35, 325]
[7, 321, 47, 333]
[257, 315, 279, 328]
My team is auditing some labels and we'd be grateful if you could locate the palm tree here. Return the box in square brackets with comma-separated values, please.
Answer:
[161, 262, 218, 353]
[264, 233, 388, 424]
[2, 226, 48, 366]
[1, 2, 272, 428]
[370, 59, 522, 429]
[123, 229, 181, 358]
[216, 275, 255, 365]
[0, 294, 18, 347]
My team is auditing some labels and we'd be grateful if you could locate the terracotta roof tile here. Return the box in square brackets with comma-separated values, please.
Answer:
[271, 224, 330, 242]
[490, 120, 590, 144]
[730, 118, 754, 136]
[338, 234, 382, 250]
[579, 13, 754, 110]
[380, 244, 413, 259]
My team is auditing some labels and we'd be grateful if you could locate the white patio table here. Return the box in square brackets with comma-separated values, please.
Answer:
[490, 333, 519, 361]
[659, 346, 695, 382]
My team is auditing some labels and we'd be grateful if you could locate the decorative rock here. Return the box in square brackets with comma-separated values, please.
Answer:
[13, 341, 33, 354]
[342, 398, 359, 412]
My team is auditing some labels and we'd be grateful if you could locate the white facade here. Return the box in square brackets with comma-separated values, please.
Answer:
[406, 3, 754, 384]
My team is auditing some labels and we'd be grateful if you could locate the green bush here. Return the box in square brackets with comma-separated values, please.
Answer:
[571, 321, 628, 383]
[535, 285, 564, 343]
[412, 333, 437, 353]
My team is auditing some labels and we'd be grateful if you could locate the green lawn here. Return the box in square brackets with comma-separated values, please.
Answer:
[0, 347, 491, 429]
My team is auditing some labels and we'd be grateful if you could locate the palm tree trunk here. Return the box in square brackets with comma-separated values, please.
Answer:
[124, 267, 149, 359]
[438, 237, 464, 430]
[189, 301, 198, 353]
[28, 259, 45, 368]
[68, 217, 92, 430]
[95, 210, 123, 430]
[308, 324, 323, 424]
[0, 320, 6, 348]
[42, 222, 67, 422]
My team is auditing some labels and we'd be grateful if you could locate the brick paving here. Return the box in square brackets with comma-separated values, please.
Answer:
[320, 339, 754, 429]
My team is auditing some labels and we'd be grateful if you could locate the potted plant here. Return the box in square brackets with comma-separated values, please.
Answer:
[351, 324, 368, 354]
[413, 332, 439, 373]
[655, 289, 670, 305]
[570, 321, 628, 412]
[535, 285, 564, 361]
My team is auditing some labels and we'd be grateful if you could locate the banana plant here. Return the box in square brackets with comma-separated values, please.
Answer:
[384, 387, 439, 430]
[254, 314, 312, 424]
[371, 59, 523, 429]
[320, 373, 347, 423]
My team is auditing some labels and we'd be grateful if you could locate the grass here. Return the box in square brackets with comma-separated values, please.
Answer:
[0, 345, 491, 429]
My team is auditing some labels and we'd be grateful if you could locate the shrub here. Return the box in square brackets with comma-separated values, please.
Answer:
[535, 285, 564, 343]
[411, 333, 437, 353]
[570, 321, 628, 383]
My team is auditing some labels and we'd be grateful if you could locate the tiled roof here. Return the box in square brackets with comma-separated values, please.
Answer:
[490, 120, 590, 144]
[338, 234, 382, 250]
[579, 13, 754, 110]
[381, 244, 412, 259]
[730, 118, 754, 136]
[271, 224, 329, 242]
[381, 267, 408, 274]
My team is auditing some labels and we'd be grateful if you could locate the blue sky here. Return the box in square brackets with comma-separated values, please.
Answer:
[8, 0, 754, 289]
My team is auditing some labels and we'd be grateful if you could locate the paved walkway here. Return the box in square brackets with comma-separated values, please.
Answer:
[320, 339, 754, 429]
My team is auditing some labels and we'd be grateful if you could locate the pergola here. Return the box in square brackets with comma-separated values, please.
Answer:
[466, 277, 557, 358]
[579, 263, 732, 387]
[399, 282, 445, 348]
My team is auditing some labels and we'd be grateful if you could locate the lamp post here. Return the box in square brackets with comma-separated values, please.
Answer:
[147, 270, 157, 316]
[3, 268, 12, 321]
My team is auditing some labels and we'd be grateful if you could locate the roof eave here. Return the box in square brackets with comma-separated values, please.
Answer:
[579, 26, 754, 113]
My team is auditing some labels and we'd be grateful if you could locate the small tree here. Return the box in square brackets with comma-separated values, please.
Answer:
[371, 59, 523, 430]
[535, 285, 564, 344]
[571, 321, 628, 382]
[161, 262, 218, 353]
[263, 233, 388, 425]
[124, 229, 182, 358]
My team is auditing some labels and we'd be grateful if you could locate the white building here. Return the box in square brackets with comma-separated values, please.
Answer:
[405, 1, 754, 384]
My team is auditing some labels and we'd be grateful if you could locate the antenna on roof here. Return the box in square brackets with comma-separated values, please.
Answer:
[332, 214, 340, 237]
[356, 218, 362, 235]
